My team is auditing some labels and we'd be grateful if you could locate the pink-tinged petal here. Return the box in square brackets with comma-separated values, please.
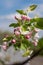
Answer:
[21, 15, 30, 21]
[35, 33, 39, 39]
[11, 39, 16, 44]
[15, 16, 18, 20]
[26, 17, 31, 21]
[34, 28, 40, 32]
[15, 31, 20, 36]
[17, 27, 21, 31]
[21, 15, 26, 20]
[2, 45, 7, 50]
[33, 41, 38, 46]
[15, 15, 21, 20]
[3, 42, 7, 45]
[14, 27, 21, 33]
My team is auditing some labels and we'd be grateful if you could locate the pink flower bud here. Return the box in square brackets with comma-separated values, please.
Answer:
[15, 31, 20, 36]
[14, 27, 21, 32]
[21, 15, 26, 20]
[2, 45, 7, 50]
[25, 34, 31, 39]
[14, 28, 17, 32]
[15, 15, 21, 20]
[17, 27, 21, 31]
[11, 39, 16, 44]
[3, 42, 7, 45]
[33, 41, 37, 46]
[26, 17, 30, 21]
[21, 15, 30, 21]
[15, 16, 18, 20]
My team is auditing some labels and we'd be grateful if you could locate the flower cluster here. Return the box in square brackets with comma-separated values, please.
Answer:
[2, 15, 39, 51]
[1, 4, 43, 57]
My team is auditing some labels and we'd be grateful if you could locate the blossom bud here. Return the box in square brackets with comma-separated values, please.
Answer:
[25, 34, 31, 39]
[15, 16, 18, 20]
[3, 42, 7, 45]
[21, 15, 30, 21]
[33, 41, 37, 46]
[2, 45, 7, 50]
[15, 15, 21, 20]
[11, 39, 16, 44]
[15, 31, 20, 36]
[17, 27, 21, 31]
[14, 28, 17, 32]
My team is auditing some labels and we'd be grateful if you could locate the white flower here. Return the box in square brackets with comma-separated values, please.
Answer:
[35, 33, 39, 39]
[34, 28, 40, 32]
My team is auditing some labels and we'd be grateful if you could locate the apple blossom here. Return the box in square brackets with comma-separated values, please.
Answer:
[21, 15, 30, 21]
[25, 34, 31, 39]
[14, 31, 20, 36]
[14, 28, 17, 32]
[35, 33, 39, 39]
[3, 42, 7, 45]
[2, 45, 7, 50]
[15, 15, 21, 20]
[11, 39, 16, 44]
[33, 41, 38, 46]
[17, 27, 21, 31]
[34, 28, 40, 32]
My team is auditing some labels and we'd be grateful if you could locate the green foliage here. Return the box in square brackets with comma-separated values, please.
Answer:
[6, 36, 13, 41]
[16, 10, 27, 15]
[9, 23, 20, 27]
[35, 18, 43, 29]
[30, 18, 43, 29]
[29, 4, 37, 11]
[38, 38, 43, 48]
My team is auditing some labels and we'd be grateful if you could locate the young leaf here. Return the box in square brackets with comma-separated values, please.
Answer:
[35, 18, 43, 29]
[6, 36, 13, 41]
[38, 38, 43, 48]
[22, 50, 30, 57]
[16, 10, 27, 15]
[28, 4, 37, 11]
[9, 23, 20, 27]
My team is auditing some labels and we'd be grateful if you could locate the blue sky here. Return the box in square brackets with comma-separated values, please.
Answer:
[0, 0, 43, 32]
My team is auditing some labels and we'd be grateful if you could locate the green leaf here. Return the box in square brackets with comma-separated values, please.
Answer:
[22, 50, 30, 57]
[30, 18, 36, 23]
[16, 10, 27, 15]
[38, 38, 43, 48]
[21, 43, 26, 50]
[9, 23, 20, 27]
[6, 36, 13, 41]
[21, 35, 34, 50]
[29, 4, 37, 11]
[35, 18, 43, 29]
